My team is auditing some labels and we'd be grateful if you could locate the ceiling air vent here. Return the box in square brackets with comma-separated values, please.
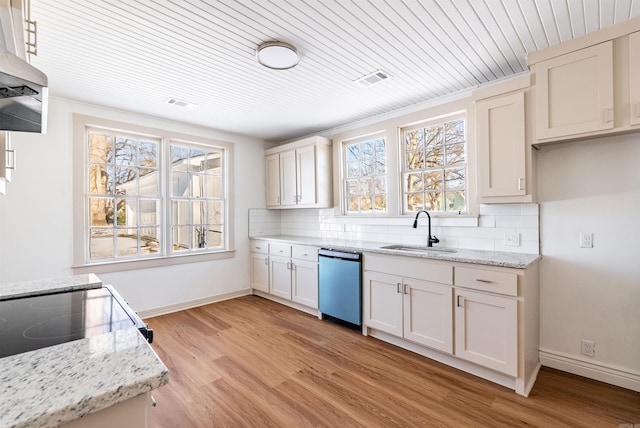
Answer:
[166, 98, 197, 109]
[355, 69, 390, 87]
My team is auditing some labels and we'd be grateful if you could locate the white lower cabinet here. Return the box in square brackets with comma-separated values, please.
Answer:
[250, 240, 269, 293]
[251, 240, 319, 311]
[454, 288, 517, 376]
[363, 254, 453, 354]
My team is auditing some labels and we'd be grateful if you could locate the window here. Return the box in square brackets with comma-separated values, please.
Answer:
[343, 136, 387, 214]
[402, 117, 467, 214]
[75, 115, 231, 268]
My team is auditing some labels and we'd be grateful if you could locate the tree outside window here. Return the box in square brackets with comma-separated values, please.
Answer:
[344, 137, 387, 214]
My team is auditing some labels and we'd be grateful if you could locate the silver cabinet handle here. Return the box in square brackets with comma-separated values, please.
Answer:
[264, 257, 268, 265]
[457, 295, 465, 307]
[404, 284, 409, 294]
[291, 262, 295, 271]
[517, 177, 525, 191]
[476, 279, 493, 284]
[396, 282, 401, 293]
[286, 261, 291, 270]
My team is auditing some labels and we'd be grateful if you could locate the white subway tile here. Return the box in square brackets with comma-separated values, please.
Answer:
[495, 215, 539, 229]
[479, 215, 496, 228]
[480, 204, 523, 216]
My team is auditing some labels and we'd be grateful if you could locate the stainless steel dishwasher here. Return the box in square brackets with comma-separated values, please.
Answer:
[318, 248, 362, 327]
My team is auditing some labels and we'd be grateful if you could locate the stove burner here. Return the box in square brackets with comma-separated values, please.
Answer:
[0, 287, 144, 358]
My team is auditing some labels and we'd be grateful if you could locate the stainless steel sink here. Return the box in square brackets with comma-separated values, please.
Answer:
[379, 244, 457, 253]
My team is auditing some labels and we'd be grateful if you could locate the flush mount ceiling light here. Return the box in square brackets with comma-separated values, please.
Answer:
[256, 41, 299, 70]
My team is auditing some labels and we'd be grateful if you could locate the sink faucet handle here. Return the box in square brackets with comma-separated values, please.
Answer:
[431, 235, 440, 245]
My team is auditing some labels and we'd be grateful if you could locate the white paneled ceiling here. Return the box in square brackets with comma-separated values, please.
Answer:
[29, 0, 640, 142]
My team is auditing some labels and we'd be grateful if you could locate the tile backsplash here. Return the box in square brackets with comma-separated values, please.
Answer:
[249, 204, 539, 254]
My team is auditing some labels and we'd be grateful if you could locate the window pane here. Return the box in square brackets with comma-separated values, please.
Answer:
[205, 151, 222, 173]
[406, 193, 423, 212]
[347, 161, 360, 178]
[446, 143, 466, 165]
[138, 169, 158, 196]
[424, 170, 443, 190]
[425, 146, 443, 167]
[89, 197, 114, 226]
[361, 140, 373, 158]
[361, 158, 374, 176]
[406, 151, 424, 170]
[88, 133, 113, 164]
[172, 226, 190, 251]
[116, 228, 138, 257]
[425, 192, 444, 211]
[445, 167, 465, 190]
[189, 147, 205, 159]
[207, 228, 223, 248]
[90, 229, 113, 260]
[115, 198, 136, 227]
[375, 138, 385, 158]
[192, 201, 206, 224]
[346, 144, 359, 162]
[115, 167, 137, 195]
[374, 157, 386, 175]
[374, 176, 386, 194]
[205, 175, 222, 198]
[171, 145, 189, 163]
[139, 141, 158, 168]
[445, 120, 465, 144]
[360, 196, 372, 212]
[406, 172, 423, 192]
[405, 130, 423, 151]
[172, 200, 190, 225]
[114, 138, 137, 166]
[207, 201, 223, 224]
[189, 174, 205, 197]
[88, 164, 109, 195]
[346, 180, 358, 196]
[171, 171, 189, 196]
[359, 178, 372, 196]
[374, 195, 387, 212]
[425, 125, 443, 147]
[347, 197, 359, 213]
[140, 199, 159, 226]
[141, 227, 160, 254]
[193, 225, 207, 249]
[445, 191, 466, 212]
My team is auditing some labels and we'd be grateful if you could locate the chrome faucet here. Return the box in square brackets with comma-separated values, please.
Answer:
[412, 210, 440, 247]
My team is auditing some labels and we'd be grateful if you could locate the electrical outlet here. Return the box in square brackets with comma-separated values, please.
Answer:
[581, 339, 595, 357]
[579, 232, 593, 248]
[505, 233, 520, 246]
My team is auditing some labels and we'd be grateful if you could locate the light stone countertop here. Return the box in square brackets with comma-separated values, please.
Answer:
[0, 276, 169, 428]
[251, 235, 540, 269]
[0, 273, 102, 300]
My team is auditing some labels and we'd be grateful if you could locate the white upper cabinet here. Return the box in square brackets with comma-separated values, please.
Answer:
[630, 31, 640, 127]
[534, 41, 614, 141]
[474, 73, 535, 204]
[265, 136, 332, 209]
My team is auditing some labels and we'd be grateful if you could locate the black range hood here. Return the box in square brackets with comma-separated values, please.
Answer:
[0, 49, 47, 133]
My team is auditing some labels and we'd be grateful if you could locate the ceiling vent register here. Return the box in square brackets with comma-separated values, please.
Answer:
[355, 69, 390, 87]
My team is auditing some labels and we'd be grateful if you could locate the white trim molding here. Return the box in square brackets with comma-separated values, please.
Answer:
[138, 289, 251, 319]
[539, 348, 640, 392]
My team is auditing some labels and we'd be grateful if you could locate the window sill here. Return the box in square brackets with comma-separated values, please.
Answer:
[72, 250, 236, 275]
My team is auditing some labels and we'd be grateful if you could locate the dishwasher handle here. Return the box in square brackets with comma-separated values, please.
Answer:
[318, 248, 362, 261]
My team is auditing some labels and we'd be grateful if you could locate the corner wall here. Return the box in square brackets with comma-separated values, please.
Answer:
[537, 133, 640, 390]
[0, 97, 267, 313]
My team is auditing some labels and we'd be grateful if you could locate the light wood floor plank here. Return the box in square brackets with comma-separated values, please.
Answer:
[147, 296, 640, 427]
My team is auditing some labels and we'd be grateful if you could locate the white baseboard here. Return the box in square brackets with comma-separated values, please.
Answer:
[138, 289, 252, 319]
[539, 348, 640, 392]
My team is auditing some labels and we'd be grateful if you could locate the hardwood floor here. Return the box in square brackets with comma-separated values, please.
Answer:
[147, 295, 640, 427]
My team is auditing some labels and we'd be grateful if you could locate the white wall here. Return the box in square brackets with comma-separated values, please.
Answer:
[0, 97, 267, 313]
[538, 134, 640, 385]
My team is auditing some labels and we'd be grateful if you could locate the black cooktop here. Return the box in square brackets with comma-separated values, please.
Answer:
[0, 287, 138, 358]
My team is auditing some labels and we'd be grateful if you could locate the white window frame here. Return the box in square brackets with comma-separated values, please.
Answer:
[72, 114, 234, 274]
[341, 133, 388, 215]
[400, 113, 469, 215]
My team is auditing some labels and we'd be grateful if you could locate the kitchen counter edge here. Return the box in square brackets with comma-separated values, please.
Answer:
[250, 235, 540, 269]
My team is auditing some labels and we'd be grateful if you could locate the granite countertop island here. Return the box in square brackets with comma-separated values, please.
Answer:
[251, 235, 540, 269]
[0, 275, 169, 428]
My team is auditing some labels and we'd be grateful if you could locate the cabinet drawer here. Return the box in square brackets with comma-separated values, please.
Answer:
[292, 245, 319, 261]
[364, 253, 453, 285]
[454, 266, 518, 296]
[250, 240, 268, 254]
[269, 242, 291, 257]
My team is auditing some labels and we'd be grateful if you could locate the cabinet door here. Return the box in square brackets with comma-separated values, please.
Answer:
[250, 253, 269, 293]
[403, 279, 453, 354]
[296, 145, 317, 206]
[630, 31, 640, 126]
[280, 150, 298, 207]
[476, 92, 526, 198]
[363, 271, 403, 337]
[265, 153, 281, 207]
[535, 41, 614, 140]
[269, 255, 292, 299]
[454, 289, 517, 376]
[291, 259, 318, 308]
